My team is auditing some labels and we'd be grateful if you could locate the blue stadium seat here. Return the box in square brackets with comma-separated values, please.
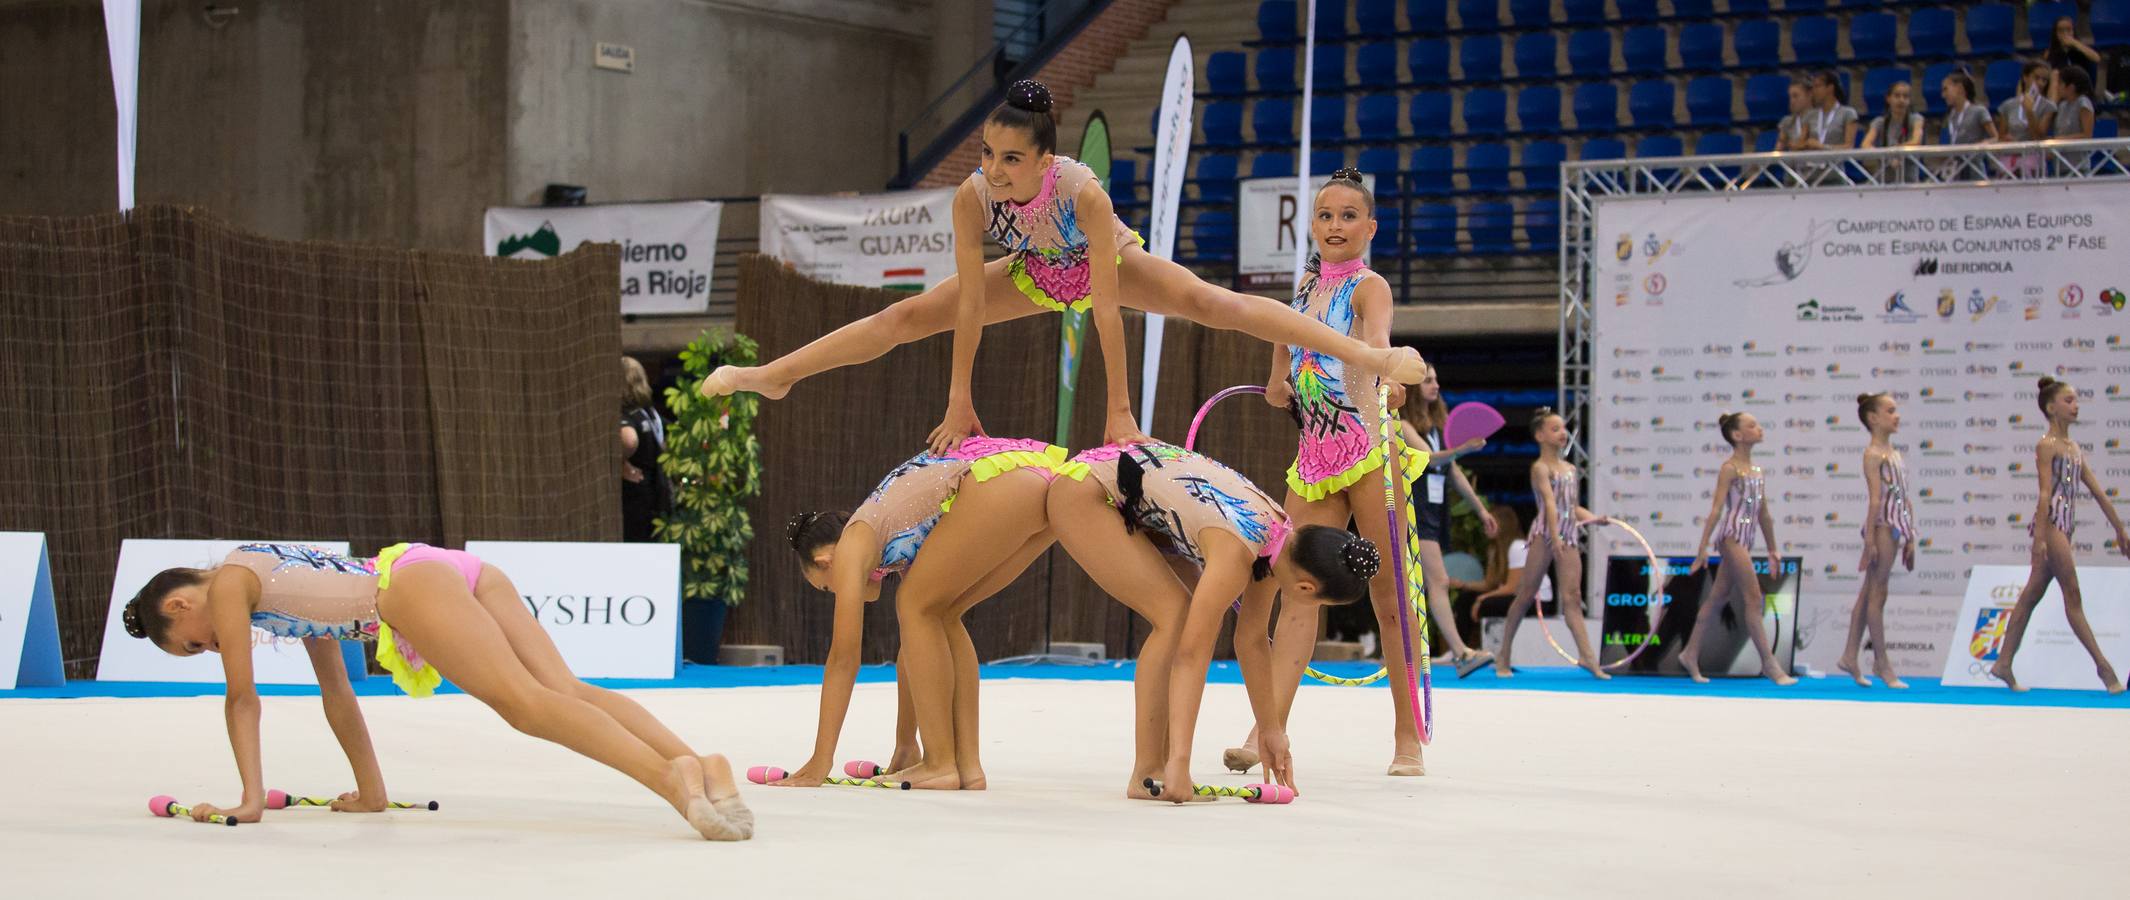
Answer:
[1580, 137, 1626, 161]
[1524, 199, 1559, 252]
[1410, 203, 1459, 256]
[1109, 158, 1138, 203]
[1192, 210, 1237, 262]
[1356, 93, 1400, 140]
[1407, 0, 1449, 34]
[1635, 135, 1683, 187]
[1258, 1, 1298, 43]
[1250, 151, 1295, 178]
[1515, 32, 1558, 80]
[1782, 0, 1824, 13]
[1673, 0, 1715, 19]
[1568, 30, 1613, 77]
[1357, 0, 1399, 34]
[1966, 4, 2016, 57]
[1467, 142, 1512, 192]
[1920, 62, 1958, 117]
[1409, 39, 1451, 85]
[1562, 0, 1606, 25]
[1848, 13, 1897, 62]
[1521, 140, 1567, 192]
[1686, 76, 1733, 126]
[1724, 0, 1765, 16]
[1467, 202, 1517, 253]
[2028, 2, 2078, 49]
[1355, 42, 1398, 90]
[1734, 20, 1780, 69]
[1573, 82, 1619, 131]
[1518, 86, 1563, 133]
[1792, 17, 1837, 66]
[1743, 73, 1790, 122]
[1310, 148, 1346, 177]
[2092, 0, 2129, 49]
[1310, 96, 1347, 143]
[1629, 80, 1676, 129]
[1372, 209, 1404, 258]
[1204, 102, 1244, 147]
[1357, 146, 1402, 195]
[1907, 9, 1956, 59]
[1679, 23, 1724, 71]
[1693, 132, 1745, 182]
[1411, 91, 1454, 133]
[1753, 130, 1779, 153]
[1253, 98, 1296, 145]
[1206, 52, 1247, 98]
[1195, 154, 1239, 204]
[1509, 0, 1552, 27]
[1983, 60, 2022, 111]
[1463, 88, 1508, 135]
[1312, 44, 1347, 91]
[1861, 66, 1910, 120]
[1460, 36, 1504, 82]
[1458, 0, 1502, 32]
[1314, 0, 1349, 41]
[1256, 48, 1296, 93]
[1411, 145, 1456, 195]
[1622, 27, 1667, 75]
[1614, 0, 1658, 23]
[2098, 118, 2122, 139]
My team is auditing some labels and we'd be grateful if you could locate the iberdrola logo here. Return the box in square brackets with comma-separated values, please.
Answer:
[496, 222, 562, 258]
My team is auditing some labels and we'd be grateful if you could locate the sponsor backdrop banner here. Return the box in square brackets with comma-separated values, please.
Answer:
[1237, 173, 1377, 285]
[464, 542, 680, 680]
[1591, 182, 2130, 644]
[0, 533, 64, 690]
[758, 189, 954, 293]
[1942, 564, 2130, 690]
[97, 541, 369, 684]
[486, 201, 723, 315]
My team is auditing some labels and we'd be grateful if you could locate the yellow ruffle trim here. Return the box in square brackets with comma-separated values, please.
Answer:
[371, 542, 443, 698]
[1285, 443, 1431, 502]
[1008, 231, 1145, 313]
[941, 445, 1070, 514]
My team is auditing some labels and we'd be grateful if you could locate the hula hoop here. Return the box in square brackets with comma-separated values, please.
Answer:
[1530, 518, 1668, 669]
[1184, 384, 1432, 737]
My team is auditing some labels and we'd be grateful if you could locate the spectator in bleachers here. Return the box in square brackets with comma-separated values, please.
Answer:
[2045, 16, 2106, 81]
[1998, 61, 2058, 143]
[1862, 81, 1925, 148]
[2048, 65, 2098, 139]
[1777, 81, 1813, 151]
[1939, 70, 2000, 144]
[1798, 72, 1860, 150]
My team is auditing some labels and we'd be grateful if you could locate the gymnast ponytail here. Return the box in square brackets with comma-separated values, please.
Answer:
[986, 79, 1059, 155]
[787, 510, 852, 558]
[1289, 526, 1379, 604]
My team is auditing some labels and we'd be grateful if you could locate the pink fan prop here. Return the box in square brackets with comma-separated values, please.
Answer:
[1442, 402, 1506, 452]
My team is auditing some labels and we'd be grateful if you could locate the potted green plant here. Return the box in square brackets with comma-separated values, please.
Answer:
[656, 330, 763, 664]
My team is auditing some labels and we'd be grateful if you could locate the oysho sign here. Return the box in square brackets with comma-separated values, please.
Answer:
[485, 200, 723, 315]
[465, 542, 680, 680]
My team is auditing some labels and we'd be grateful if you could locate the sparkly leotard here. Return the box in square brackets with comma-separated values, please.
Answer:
[1060, 442, 1291, 569]
[967, 156, 1142, 312]
[223, 542, 463, 696]
[1714, 465, 1766, 550]
[1528, 467, 1581, 549]
[848, 437, 1066, 581]
[1878, 453, 1917, 544]
[1284, 253, 1425, 501]
[2044, 450, 2083, 537]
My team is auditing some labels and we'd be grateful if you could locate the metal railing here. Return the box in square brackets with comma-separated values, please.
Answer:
[891, 0, 1109, 188]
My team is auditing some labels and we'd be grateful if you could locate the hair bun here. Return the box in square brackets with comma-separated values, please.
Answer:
[2037, 376, 2059, 390]
[1341, 538, 1382, 581]
[1006, 79, 1054, 113]
[1330, 165, 1365, 183]
[121, 601, 145, 639]
[786, 512, 820, 549]
[1856, 393, 1874, 404]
